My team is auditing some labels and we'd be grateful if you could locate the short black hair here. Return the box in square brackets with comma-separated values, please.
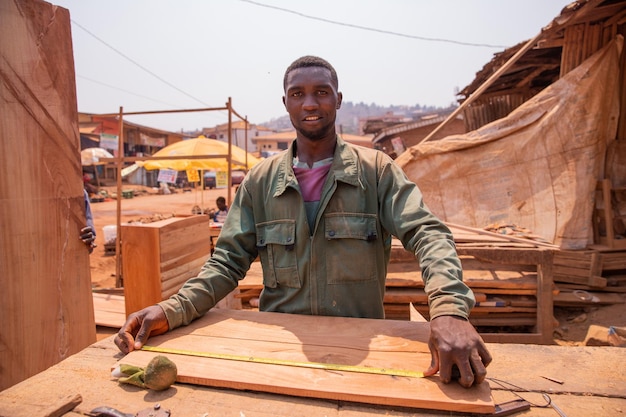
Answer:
[216, 196, 226, 204]
[283, 55, 338, 91]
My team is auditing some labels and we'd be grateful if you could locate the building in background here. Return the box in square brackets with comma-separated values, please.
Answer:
[201, 121, 274, 154]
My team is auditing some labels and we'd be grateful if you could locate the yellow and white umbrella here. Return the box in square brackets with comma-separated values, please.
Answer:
[138, 137, 262, 210]
[139, 137, 261, 171]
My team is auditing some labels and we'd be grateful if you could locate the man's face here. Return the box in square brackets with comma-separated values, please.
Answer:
[282, 67, 342, 142]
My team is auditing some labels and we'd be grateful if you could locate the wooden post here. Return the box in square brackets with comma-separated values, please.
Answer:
[227, 97, 233, 207]
[116, 107, 124, 287]
[244, 116, 249, 169]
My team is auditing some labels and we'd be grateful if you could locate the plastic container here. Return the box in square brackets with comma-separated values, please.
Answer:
[102, 225, 117, 246]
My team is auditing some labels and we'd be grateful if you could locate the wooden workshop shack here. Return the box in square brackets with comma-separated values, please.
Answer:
[78, 114, 189, 188]
[392, 0, 626, 332]
[453, 0, 626, 251]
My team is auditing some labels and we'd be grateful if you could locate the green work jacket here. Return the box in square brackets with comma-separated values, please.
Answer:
[160, 136, 475, 329]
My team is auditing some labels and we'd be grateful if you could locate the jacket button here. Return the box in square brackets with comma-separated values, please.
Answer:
[329, 231, 335, 237]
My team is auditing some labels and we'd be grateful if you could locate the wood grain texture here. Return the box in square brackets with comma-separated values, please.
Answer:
[117, 309, 494, 413]
[93, 293, 126, 327]
[121, 215, 212, 315]
[0, 0, 96, 390]
[1, 333, 624, 416]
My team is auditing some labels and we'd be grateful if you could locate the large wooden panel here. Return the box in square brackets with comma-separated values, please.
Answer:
[0, 0, 96, 390]
[118, 310, 494, 413]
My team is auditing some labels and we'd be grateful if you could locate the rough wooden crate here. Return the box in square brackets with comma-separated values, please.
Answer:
[121, 215, 214, 316]
[553, 248, 626, 288]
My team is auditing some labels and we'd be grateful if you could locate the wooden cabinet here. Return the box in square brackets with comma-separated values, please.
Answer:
[121, 215, 213, 315]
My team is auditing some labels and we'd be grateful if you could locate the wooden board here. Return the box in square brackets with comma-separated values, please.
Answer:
[0, 0, 96, 390]
[553, 290, 625, 306]
[92, 293, 126, 327]
[117, 309, 494, 413]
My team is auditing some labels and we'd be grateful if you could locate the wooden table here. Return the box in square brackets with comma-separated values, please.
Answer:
[1, 311, 624, 417]
[389, 232, 556, 344]
[456, 245, 555, 344]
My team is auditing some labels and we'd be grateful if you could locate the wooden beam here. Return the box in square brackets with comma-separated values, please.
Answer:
[418, 32, 544, 144]
[448, 222, 559, 249]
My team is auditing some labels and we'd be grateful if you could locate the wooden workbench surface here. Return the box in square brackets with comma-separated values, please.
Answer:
[0, 319, 624, 417]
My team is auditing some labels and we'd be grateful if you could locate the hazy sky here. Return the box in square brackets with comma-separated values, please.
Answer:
[51, 0, 571, 132]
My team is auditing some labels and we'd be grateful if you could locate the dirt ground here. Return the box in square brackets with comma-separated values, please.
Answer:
[88, 185, 626, 347]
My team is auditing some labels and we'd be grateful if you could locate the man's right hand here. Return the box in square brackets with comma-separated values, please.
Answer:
[114, 305, 169, 354]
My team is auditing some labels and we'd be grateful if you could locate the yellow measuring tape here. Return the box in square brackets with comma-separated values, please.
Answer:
[142, 345, 425, 378]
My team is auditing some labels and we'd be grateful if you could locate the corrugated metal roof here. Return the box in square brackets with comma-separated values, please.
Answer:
[458, 0, 626, 100]
[372, 113, 461, 144]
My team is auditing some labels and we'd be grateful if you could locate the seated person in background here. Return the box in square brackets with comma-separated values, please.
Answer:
[83, 172, 97, 195]
[213, 196, 228, 223]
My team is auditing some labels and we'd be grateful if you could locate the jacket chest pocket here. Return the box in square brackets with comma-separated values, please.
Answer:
[256, 220, 301, 288]
[324, 213, 379, 284]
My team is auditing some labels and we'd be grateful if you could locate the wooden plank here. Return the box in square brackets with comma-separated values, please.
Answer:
[409, 305, 538, 327]
[117, 310, 494, 413]
[384, 289, 487, 304]
[602, 251, 626, 270]
[0, 0, 96, 390]
[477, 288, 539, 295]
[554, 273, 607, 287]
[160, 256, 207, 296]
[122, 224, 161, 314]
[159, 246, 211, 273]
[92, 293, 126, 327]
[557, 283, 626, 293]
[470, 306, 537, 315]
[448, 223, 558, 249]
[464, 277, 538, 289]
[159, 216, 212, 260]
[553, 264, 594, 278]
[480, 295, 537, 308]
[553, 291, 625, 306]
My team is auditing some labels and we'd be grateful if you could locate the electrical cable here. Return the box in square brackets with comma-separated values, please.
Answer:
[240, 0, 509, 49]
[487, 377, 553, 408]
[77, 75, 185, 108]
[71, 20, 211, 107]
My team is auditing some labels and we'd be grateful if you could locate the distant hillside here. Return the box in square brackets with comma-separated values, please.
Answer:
[261, 101, 454, 135]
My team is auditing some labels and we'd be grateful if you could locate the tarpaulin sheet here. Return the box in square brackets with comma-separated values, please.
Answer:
[396, 36, 622, 249]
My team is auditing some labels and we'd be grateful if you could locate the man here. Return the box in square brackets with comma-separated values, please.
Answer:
[213, 196, 228, 223]
[115, 56, 491, 387]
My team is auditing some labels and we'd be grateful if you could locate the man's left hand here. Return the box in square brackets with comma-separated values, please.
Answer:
[80, 226, 97, 254]
[424, 315, 492, 387]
